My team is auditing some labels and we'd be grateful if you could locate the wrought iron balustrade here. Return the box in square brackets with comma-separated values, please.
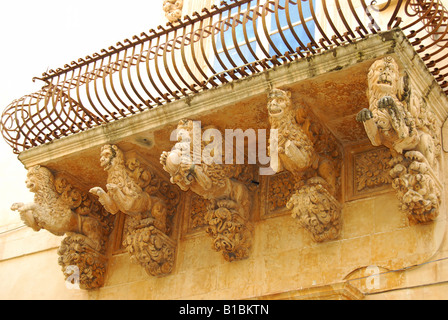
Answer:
[1, 0, 448, 154]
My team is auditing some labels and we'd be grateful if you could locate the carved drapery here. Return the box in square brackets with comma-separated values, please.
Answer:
[357, 56, 443, 224]
[90, 145, 179, 276]
[267, 88, 343, 242]
[160, 119, 255, 261]
[11, 166, 113, 290]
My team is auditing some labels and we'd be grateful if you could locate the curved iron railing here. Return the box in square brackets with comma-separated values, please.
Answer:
[2, 0, 448, 154]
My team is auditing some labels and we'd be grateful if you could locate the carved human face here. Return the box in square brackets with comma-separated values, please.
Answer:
[100, 146, 115, 171]
[267, 90, 291, 118]
[368, 57, 399, 95]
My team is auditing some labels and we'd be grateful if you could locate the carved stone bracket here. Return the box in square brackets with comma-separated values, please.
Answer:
[123, 218, 176, 276]
[267, 88, 343, 242]
[90, 145, 179, 276]
[160, 119, 254, 261]
[11, 166, 113, 290]
[356, 56, 443, 224]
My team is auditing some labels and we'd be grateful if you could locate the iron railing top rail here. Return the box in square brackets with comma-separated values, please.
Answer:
[2, 0, 448, 154]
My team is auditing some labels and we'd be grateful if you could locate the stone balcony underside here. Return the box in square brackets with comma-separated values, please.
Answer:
[12, 30, 448, 296]
[18, 30, 447, 179]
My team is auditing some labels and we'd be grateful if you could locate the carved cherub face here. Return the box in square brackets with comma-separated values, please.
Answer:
[368, 56, 399, 95]
[267, 89, 292, 118]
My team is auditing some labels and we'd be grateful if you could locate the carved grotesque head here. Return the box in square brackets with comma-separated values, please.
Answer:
[368, 56, 400, 95]
[267, 89, 293, 119]
[26, 166, 54, 193]
[100, 144, 123, 171]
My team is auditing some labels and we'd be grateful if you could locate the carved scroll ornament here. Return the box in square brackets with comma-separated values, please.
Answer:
[357, 56, 442, 224]
[90, 145, 178, 276]
[267, 89, 343, 242]
[160, 119, 253, 261]
[11, 166, 112, 289]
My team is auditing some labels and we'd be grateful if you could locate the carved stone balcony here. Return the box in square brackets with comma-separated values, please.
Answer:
[2, 0, 448, 298]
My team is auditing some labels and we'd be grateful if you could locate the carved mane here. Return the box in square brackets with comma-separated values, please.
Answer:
[25, 166, 77, 235]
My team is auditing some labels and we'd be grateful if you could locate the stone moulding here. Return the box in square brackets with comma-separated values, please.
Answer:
[160, 119, 255, 261]
[90, 144, 180, 276]
[266, 88, 343, 242]
[11, 165, 113, 290]
[356, 56, 443, 224]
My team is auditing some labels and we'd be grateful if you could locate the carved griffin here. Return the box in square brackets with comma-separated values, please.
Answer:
[160, 119, 253, 261]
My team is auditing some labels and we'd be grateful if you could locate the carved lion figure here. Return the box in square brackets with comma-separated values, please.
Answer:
[90, 144, 168, 233]
[11, 166, 105, 250]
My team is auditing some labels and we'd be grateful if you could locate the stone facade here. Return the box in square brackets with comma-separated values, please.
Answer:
[1, 29, 448, 300]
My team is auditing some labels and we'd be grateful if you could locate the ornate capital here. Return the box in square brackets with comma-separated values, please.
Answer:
[11, 166, 113, 290]
[357, 56, 443, 224]
[267, 88, 343, 241]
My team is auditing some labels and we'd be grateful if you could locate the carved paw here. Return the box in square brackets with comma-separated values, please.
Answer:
[405, 151, 425, 162]
[89, 187, 105, 196]
[106, 183, 118, 191]
[10, 202, 24, 211]
[378, 96, 395, 109]
[356, 108, 373, 122]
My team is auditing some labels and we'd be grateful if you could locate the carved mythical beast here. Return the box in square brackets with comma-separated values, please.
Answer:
[160, 119, 253, 261]
[90, 144, 177, 276]
[90, 144, 168, 233]
[357, 56, 442, 224]
[267, 88, 342, 242]
[11, 166, 105, 251]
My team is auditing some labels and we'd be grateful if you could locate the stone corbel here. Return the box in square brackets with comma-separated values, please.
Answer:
[267, 88, 343, 242]
[11, 166, 113, 290]
[160, 119, 254, 261]
[90, 145, 179, 276]
[356, 56, 443, 224]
